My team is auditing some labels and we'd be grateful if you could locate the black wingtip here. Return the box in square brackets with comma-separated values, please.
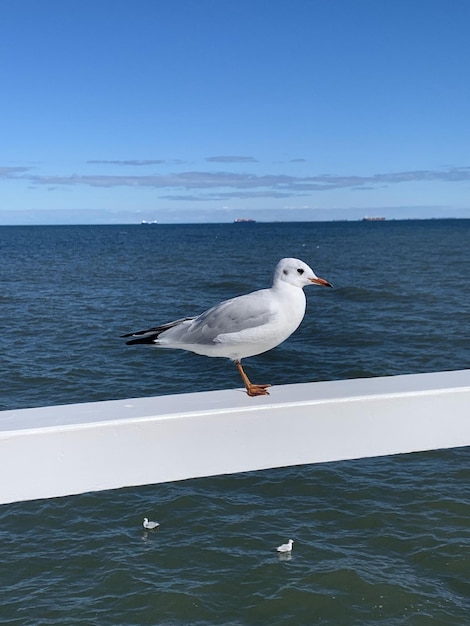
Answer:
[124, 334, 159, 346]
[121, 329, 152, 339]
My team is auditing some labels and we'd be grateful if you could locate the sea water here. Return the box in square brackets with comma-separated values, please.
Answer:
[0, 221, 469, 624]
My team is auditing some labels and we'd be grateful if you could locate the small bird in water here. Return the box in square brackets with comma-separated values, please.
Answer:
[143, 517, 160, 530]
[277, 539, 294, 553]
[122, 258, 332, 396]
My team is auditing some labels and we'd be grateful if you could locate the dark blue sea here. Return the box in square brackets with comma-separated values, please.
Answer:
[0, 221, 469, 624]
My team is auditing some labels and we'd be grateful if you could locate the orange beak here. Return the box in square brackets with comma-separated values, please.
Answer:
[309, 276, 333, 288]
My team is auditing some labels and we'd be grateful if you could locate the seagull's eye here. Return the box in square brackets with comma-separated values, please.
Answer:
[297, 268, 304, 275]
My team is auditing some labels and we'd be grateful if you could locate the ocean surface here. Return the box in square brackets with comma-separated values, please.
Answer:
[0, 220, 469, 624]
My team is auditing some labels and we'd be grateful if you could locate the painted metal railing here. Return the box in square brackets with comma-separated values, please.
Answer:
[1, 370, 469, 505]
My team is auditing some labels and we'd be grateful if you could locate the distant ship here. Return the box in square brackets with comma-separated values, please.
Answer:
[141, 220, 158, 225]
[363, 216, 386, 221]
[234, 218, 256, 223]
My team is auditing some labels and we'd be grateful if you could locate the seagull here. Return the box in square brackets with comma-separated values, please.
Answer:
[143, 517, 160, 530]
[122, 258, 332, 397]
[277, 539, 294, 553]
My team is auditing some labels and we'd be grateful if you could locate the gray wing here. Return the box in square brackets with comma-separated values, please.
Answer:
[160, 289, 276, 345]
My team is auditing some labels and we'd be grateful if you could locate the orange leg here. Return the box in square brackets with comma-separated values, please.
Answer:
[235, 360, 271, 397]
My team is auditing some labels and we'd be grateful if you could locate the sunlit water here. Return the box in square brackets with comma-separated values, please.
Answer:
[1, 221, 469, 624]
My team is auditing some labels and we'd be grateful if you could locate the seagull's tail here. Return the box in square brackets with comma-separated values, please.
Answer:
[121, 317, 194, 345]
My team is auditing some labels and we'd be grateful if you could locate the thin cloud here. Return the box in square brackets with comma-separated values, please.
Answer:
[11, 165, 470, 201]
[28, 171, 326, 190]
[161, 190, 296, 202]
[205, 156, 258, 163]
[87, 159, 165, 166]
[0, 166, 32, 178]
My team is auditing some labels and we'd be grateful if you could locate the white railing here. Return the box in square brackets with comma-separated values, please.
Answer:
[1, 369, 469, 505]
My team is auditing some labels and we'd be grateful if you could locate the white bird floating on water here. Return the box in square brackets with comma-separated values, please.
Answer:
[122, 258, 332, 397]
[143, 517, 160, 530]
[277, 539, 294, 553]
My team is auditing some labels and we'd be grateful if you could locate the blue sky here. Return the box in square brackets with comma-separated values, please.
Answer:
[1, 0, 470, 223]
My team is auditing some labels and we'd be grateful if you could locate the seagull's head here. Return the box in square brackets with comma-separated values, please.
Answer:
[274, 258, 333, 289]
